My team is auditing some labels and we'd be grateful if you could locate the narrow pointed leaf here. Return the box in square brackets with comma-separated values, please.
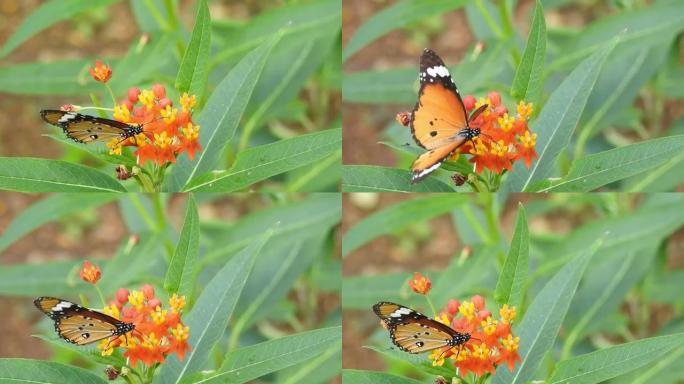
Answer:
[511, 0, 546, 103]
[198, 327, 341, 383]
[540, 135, 684, 192]
[175, 0, 211, 97]
[342, 370, 423, 384]
[0, 157, 126, 192]
[0, 359, 107, 383]
[164, 195, 199, 298]
[157, 231, 272, 384]
[492, 240, 601, 384]
[549, 334, 684, 384]
[167, 34, 281, 191]
[184, 128, 341, 192]
[342, 165, 454, 192]
[504, 40, 616, 192]
[494, 204, 529, 309]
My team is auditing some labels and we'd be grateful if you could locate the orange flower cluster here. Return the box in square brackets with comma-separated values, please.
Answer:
[460, 92, 537, 174]
[80, 260, 101, 284]
[99, 285, 191, 368]
[429, 295, 521, 377]
[108, 84, 202, 166]
[409, 272, 431, 295]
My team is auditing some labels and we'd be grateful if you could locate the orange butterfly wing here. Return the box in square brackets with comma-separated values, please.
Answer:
[410, 48, 468, 150]
[409, 49, 476, 183]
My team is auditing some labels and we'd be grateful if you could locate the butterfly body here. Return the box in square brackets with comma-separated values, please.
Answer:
[40, 110, 143, 144]
[409, 48, 485, 183]
[373, 301, 470, 353]
[34, 297, 135, 346]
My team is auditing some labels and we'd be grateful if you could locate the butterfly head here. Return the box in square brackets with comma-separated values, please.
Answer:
[117, 321, 136, 335]
[451, 332, 471, 347]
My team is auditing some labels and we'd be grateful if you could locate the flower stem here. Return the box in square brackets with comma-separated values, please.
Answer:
[105, 83, 118, 106]
[94, 284, 107, 308]
[425, 295, 438, 318]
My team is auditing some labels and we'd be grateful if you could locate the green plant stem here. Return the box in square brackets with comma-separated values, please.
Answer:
[482, 194, 500, 244]
[424, 294, 438, 318]
[474, 0, 504, 39]
[104, 83, 117, 106]
[94, 284, 107, 308]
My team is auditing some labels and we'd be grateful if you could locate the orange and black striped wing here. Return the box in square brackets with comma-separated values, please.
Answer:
[373, 302, 468, 354]
[34, 297, 135, 346]
[410, 138, 466, 183]
[410, 48, 468, 150]
[40, 110, 142, 144]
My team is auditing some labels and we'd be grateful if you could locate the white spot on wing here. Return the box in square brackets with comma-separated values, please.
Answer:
[426, 65, 450, 78]
[57, 113, 77, 123]
[413, 161, 443, 182]
[390, 307, 413, 317]
[51, 301, 73, 311]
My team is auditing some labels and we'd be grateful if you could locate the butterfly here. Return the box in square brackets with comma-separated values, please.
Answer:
[40, 110, 143, 144]
[34, 297, 135, 346]
[373, 301, 470, 353]
[409, 48, 488, 183]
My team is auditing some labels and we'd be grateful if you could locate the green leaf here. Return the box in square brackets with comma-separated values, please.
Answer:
[157, 231, 272, 384]
[364, 346, 453, 377]
[342, 272, 408, 310]
[0, 193, 119, 253]
[0, 59, 101, 95]
[0, 157, 126, 192]
[549, 334, 684, 384]
[549, 2, 684, 73]
[342, 165, 454, 192]
[342, 370, 423, 384]
[342, 0, 467, 61]
[0, 0, 121, 59]
[197, 327, 341, 383]
[108, 32, 174, 94]
[494, 204, 529, 309]
[0, 358, 108, 383]
[167, 34, 281, 191]
[492, 240, 600, 384]
[201, 194, 340, 264]
[184, 128, 341, 192]
[175, 0, 211, 97]
[0, 260, 89, 297]
[164, 195, 199, 298]
[510, 0, 546, 103]
[45, 134, 138, 168]
[342, 195, 467, 257]
[540, 135, 684, 192]
[504, 39, 616, 192]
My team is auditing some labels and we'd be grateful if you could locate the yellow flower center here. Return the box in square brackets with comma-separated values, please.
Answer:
[435, 313, 451, 326]
[476, 97, 491, 116]
[171, 324, 190, 342]
[98, 339, 114, 356]
[490, 140, 508, 157]
[472, 342, 491, 360]
[151, 306, 168, 325]
[459, 301, 475, 321]
[481, 316, 498, 335]
[170, 294, 186, 313]
[128, 290, 144, 310]
[180, 93, 197, 111]
[519, 131, 537, 149]
[183, 123, 200, 140]
[142, 333, 160, 349]
[160, 105, 178, 124]
[154, 131, 172, 149]
[497, 113, 515, 132]
[500, 304, 517, 324]
[103, 304, 120, 319]
[113, 104, 131, 123]
[502, 334, 520, 352]
[469, 138, 488, 156]
[139, 89, 155, 110]
[517, 101, 533, 120]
